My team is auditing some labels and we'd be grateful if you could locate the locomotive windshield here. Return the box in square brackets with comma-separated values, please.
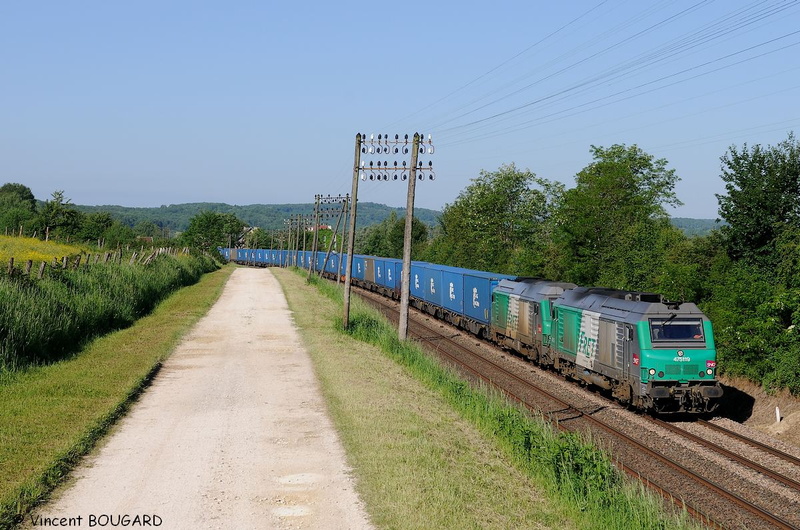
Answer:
[649, 318, 704, 342]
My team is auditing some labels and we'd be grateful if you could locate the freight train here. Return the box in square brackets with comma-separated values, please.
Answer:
[222, 248, 722, 414]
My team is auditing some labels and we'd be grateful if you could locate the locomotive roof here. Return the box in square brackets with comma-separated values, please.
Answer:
[497, 278, 578, 300]
[556, 286, 706, 321]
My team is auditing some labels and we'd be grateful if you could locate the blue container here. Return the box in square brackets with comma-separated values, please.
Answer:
[352, 255, 366, 280]
[382, 258, 402, 290]
[441, 266, 465, 315]
[373, 258, 386, 286]
[422, 264, 443, 308]
[410, 262, 427, 300]
[323, 253, 336, 274]
[463, 270, 514, 324]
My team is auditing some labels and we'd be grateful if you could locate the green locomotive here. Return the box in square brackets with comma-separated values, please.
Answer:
[491, 280, 722, 413]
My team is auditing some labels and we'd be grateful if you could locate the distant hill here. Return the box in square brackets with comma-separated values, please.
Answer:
[670, 217, 723, 237]
[75, 202, 441, 232]
[73, 202, 719, 239]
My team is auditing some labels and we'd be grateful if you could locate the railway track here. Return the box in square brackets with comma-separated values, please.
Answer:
[353, 286, 800, 530]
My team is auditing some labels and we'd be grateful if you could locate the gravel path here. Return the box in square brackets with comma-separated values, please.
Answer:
[26, 267, 372, 530]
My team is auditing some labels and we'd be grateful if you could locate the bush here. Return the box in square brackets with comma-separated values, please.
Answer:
[0, 253, 219, 371]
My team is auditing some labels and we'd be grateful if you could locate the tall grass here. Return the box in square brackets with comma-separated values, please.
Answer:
[305, 274, 694, 529]
[0, 235, 87, 264]
[0, 253, 220, 372]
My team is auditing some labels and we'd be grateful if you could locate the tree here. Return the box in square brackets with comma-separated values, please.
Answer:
[79, 212, 115, 242]
[426, 163, 560, 275]
[101, 223, 137, 248]
[38, 190, 84, 240]
[357, 212, 429, 259]
[181, 211, 246, 251]
[0, 183, 36, 211]
[134, 220, 161, 238]
[551, 144, 681, 285]
[0, 183, 38, 234]
[716, 132, 800, 267]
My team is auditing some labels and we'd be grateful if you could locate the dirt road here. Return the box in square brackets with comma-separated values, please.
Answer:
[27, 267, 372, 529]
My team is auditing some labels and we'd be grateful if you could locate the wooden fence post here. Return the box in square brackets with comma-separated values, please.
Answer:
[24, 260, 32, 275]
[38, 262, 46, 279]
[7, 257, 14, 276]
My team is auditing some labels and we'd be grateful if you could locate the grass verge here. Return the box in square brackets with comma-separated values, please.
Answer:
[0, 265, 235, 529]
[274, 268, 697, 530]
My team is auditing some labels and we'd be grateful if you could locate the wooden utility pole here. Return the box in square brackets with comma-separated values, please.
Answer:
[337, 198, 348, 286]
[320, 195, 348, 278]
[343, 134, 362, 330]
[293, 214, 301, 266]
[398, 133, 421, 341]
[308, 195, 321, 279]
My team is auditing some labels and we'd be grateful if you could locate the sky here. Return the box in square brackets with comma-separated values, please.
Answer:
[2, 1, 799, 219]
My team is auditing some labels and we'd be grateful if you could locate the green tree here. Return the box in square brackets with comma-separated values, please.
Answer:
[79, 212, 115, 242]
[357, 212, 429, 259]
[551, 144, 681, 285]
[102, 222, 137, 248]
[0, 183, 36, 211]
[181, 211, 246, 251]
[38, 190, 84, 240]
[220, 213, 247, 246]
[134, 220, 161, 238]
[0, 183, 38, 234]
[716, 132, 800, 267]
[426, 163, 560, 274]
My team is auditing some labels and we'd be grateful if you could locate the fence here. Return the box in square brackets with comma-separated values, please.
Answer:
[3, 247, 191, 280]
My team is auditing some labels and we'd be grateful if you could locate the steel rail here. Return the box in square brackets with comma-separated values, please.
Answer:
[698, 419, 800, 467]
[652, 417, 800, 493]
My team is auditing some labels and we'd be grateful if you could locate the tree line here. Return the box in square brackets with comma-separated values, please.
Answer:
[366, 134, 799, 395]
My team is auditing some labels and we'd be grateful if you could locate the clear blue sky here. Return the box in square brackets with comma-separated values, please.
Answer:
[2, 1, 799, 218]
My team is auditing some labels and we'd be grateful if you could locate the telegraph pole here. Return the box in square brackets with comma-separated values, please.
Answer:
[294, 214, 301, 266]
[282, 219, 290, 267]
[353, 133, 435, 340]
[314, 195, 349, 278]
[337, 197, 348, 286]
[308, 195, 321, 278]
[343, 134, 362, 330]
[398, 133, 421, 340]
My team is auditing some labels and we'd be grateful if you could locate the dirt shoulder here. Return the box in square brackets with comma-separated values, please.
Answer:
[26, 267, 371, 530]
[721, 375, 800, 448]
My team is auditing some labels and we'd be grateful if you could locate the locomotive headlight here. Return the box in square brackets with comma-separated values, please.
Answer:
[648, 368, 656, 376]
[707, 368, 713, 375]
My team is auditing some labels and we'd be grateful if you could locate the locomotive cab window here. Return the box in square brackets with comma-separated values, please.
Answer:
[649, 318, 704, 342]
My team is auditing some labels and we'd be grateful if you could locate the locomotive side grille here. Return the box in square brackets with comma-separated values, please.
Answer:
[615, 324, 625, 369]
